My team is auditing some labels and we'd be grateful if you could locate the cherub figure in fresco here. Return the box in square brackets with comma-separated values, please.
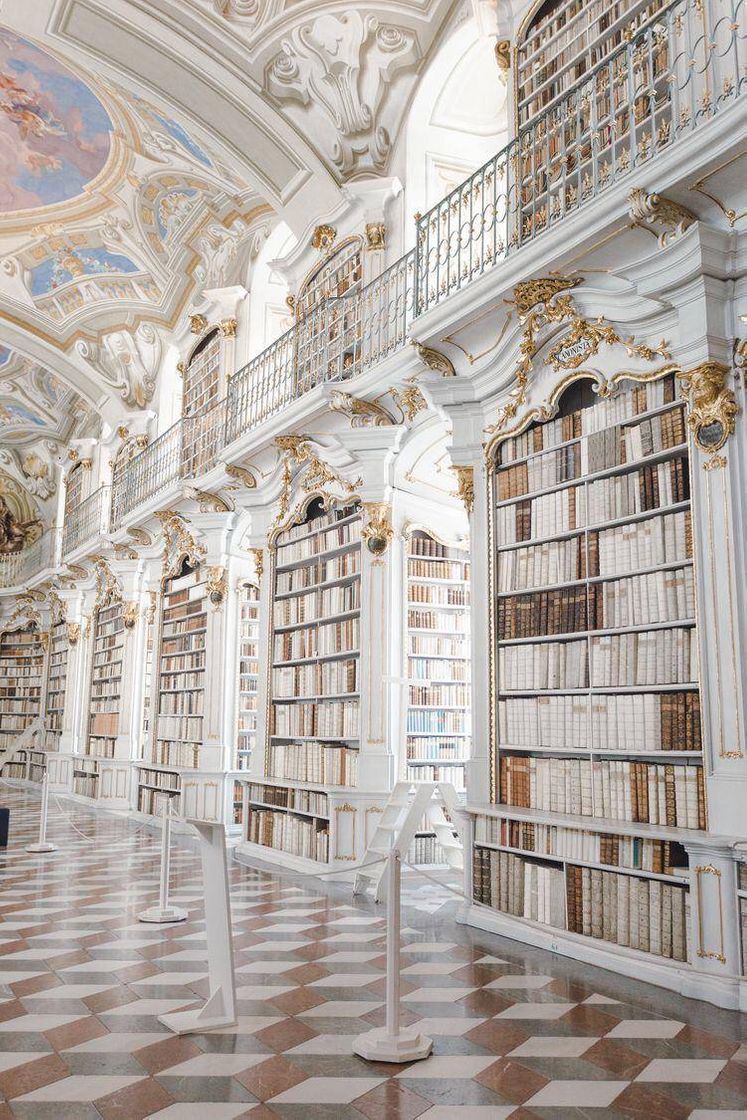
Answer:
[0, 71, 67, 142]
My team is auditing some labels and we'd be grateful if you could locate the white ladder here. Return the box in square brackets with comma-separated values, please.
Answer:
[354, 782, 464, 901]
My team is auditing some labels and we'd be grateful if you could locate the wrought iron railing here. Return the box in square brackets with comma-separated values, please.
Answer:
[416, 0, 745, 310]
[62, 487, 109, 557]
[0, 529, 58, 589]
[97, 0, 743, 533]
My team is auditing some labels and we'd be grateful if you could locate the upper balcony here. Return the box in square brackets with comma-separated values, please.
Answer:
[2, 0, 744, 589]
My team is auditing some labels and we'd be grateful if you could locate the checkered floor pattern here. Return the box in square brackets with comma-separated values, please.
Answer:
[0, 785, 745, 1118]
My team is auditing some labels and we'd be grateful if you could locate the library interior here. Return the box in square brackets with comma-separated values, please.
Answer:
[0, 0, 745, 1115]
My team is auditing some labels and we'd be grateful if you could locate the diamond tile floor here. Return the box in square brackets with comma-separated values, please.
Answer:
[0, 786, 745, 1118]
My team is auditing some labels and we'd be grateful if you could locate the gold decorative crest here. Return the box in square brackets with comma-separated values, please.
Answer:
[411, 341, 456, 377]
[452, 466, 475, 514]
[189, 313, 209, 334]
[362, 503, 394, 555]
[206, 565, 227, 607]
[184, 486, 233, 513]
[122, 601, 139, 630]
[220, 318, 237, 338]
[66, 621, 81, 646]
[155, 511, 206, 578]
[365, 222, 386, 250]
[311, 224, 336, 252]
[678, 361, 739, 454]
[250, 547, 264, 580]
[390, 382, 427, 423]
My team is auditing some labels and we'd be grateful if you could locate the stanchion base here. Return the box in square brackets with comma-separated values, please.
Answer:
[353, 1027, 433, 1063]
[138, 906, 188, 924]
[25, 842, 57, 853]
[159, 1004, 237, 1036]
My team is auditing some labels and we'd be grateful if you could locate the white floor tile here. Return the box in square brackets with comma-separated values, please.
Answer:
[16, 1074, 147, 1101]
[495, 1002, 573, 1020]
[160, 1053, 269, 1075]
[299, 1000, 383, 1017]
[636, 1058, 726, 1082]
[509, 1035, 599, 1057]
[527, 1080, 628, 1107]
[402, 987, 476, 1002]
[269, 1076, 385, 1103]
[396, 1056, 496, 1078]
[607, 1019, 684, 1038]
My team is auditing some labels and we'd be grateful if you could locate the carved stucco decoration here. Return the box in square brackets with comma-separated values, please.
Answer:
[92, 557, 122, 610]
[311, 224, 337, 252]
[365, 222, 386, 250]
[362, 502, 393, 555]
[328, 390, 395, 427]
[486, 277, 671, 436]
[155, 510, 206, 577]
[224, 464, 257, 489]
[183, 486, 234, 513]
[390, 381, 427, 423]
[220, 318, 238, 337]
[677, 361, 740, 455]
[411, 342, 456, 377]
[122, 601, 139, 630]
[76, 323, 161, 408]
[127, 528, 153, 547]
[628, 188, 696, 246]
[272, 435, 361, 532]
[3, 601, 40, 632]
[114, 543, 139, 561]
[206, 564, 228, 606]
[265, 13, 418, 176]
[47, 589, 66, 626]
[250, 547, 264, 580]
[452, 466, 475, 514]
[495, 40, 511, 72]
[190, 313, 209, 334]
[66, 621, 81, 646]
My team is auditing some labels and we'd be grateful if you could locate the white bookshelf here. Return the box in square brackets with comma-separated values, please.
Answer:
[475, 371, 704, 966]
[46, 619, 69, 753]
[86, 601, 124, 762]
[0, 626, 44, 759]
[243, 497, 362, 867]
[405, 530, 471, 793]
[233, 582, 260, 827]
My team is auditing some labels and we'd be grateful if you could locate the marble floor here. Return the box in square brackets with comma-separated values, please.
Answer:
[0, 786, 745, 1119]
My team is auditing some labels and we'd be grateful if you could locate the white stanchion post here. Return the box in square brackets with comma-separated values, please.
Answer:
[353, 848, 433, 1063]
[159, 818, 237, 1034]
[139, 801, 188, 924]
[26, 772, 57, 854]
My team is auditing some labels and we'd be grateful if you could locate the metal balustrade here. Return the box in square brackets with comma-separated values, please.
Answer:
[0, 529, 57, 590]
[416, 0, 745, 310]
[98, 0, 744, 534]
[62, 487, 109, 558]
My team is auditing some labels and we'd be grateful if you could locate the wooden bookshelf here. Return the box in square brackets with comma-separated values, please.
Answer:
[478, 371, 703, 964]
[0, 626, 44, 758]
[86, 601, 124, 761]
[405, 530, 471, 793]
[45, 619, 69, 752]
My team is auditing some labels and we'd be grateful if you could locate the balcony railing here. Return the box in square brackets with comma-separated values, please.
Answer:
[94, 0, 745, 535]
[0, 529, 57, 589]
[62, 487, 109, 558]
[416, 0, 745, 309]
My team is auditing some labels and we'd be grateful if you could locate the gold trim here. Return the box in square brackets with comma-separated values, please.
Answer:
[250, 547, 264, 581]
[441, 310, 513, 366]
[411, 342, 456, 377]
[365, 222, 386, 251]
[225, 464, 257, 489]
[389, 382, 427, 422]
[694, 864, 726, 964]
[689, 152, 747, 227]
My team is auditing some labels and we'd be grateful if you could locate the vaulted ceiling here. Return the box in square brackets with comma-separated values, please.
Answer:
[0, 0, 470, 515]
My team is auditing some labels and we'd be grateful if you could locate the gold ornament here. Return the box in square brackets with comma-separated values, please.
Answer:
[495, 40, 511, 71]
[66, 622, 81, 646]
[411, 341, 456, 377]
[328, 390, 395, 427]
[511, 276, 581, 317]
[155, 510, 206, 578]
[390, 382, 427, 423]
[122, 601, 139, 630]
[362, 502, 394, 555]
[678, 361, 739, 454]
[250, 547, 264, 580]
[311, 224, 336, 252]
[225, 464, 257, 489]
[189, 313, 209, 334]
[206, 564, 227, 606]
[452, 466, 475, 514]
[365, 222, 386, 250]
[220, 318, 237, 338]
[184, 486, 233, 513]
[628, 188, 696, 247]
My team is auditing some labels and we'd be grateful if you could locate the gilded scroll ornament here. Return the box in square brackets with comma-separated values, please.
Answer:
[128, 528, 152, 547]
[452, 466, 475, 514]
[225, 464, 257, 489]
[250, 547, 264, 580]
[362, 502, 394, 555]
[189, 313, 209, 334]
[122, 601, 139, 630]
[628, 188, 696, 246]
[93, 558, 122, 609]
[548, 316, 671, 372]
[311, 224, 336, 252]
[495, 39, 511, 71]
[390, 382, 427, 423]
[511, 275, 581, 317]
[155, 510, 206, 577]
[114, 544, 138, 561]
[677, 361, 739, 454]
[329, 390, 395, 427]
[206, 565, 228, 606]
[39, 630, 50, 652]
[220, 318, 238, 337]
[411, 341, 456, 377]
[66, 621, 81, 646]
[184, 486, 233, 513]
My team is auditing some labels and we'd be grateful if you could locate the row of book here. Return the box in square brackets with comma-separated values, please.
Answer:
[498, 696, 587, 749]
[73, 773, 100, 798]
[499, 640, 588, 691]
[410, 535, 463, 558]
[267, 741, 359, 786]
[273, 658, 358, 699]
[596, 509, 692, 574]
[497, 484, 585, 544]
[89, 712, 119, 736]
[408, 609, 468, 633]
[597, 567, 695, 628]
[156, 714, 202, 741]
[409, 560, 469, 585]
[276, 522, 360, 566]
[164, 583, 204, 606]
[162, 636, 206, 657]
[245, 781, 329, 816]
[0, 690, 42, 703]
[407, 634, 467, 658]
[499, 754, 705, 828]
[497, 443, 581, 501]
[591, 629, 698, 687]
[158, 692, 204, 717]
[406, 763, 466, 790]
[409, 585, 468, 607]
[495, 376, 676, 464]
[587, 457, 689, 523]
[566, 864, 688, 960]
[246, 807, 330, 861]
[409, 683, 469, 708]
[162, 616, 205, 638]
[0, 664, 42, 678]
[279, 505, 359, 544]
[273, 618, 359, 663]
[138, 767, 180, 790]
[408, 709, 469, 734]
[410, 656, 470, 682]
[152, 740, 200, 768]
[160, 652, 205, 672]
[138, 787, 179, 816]
[272, 699, 360, 739]
[408, 834, 451, 865]
[86, 737, 115, 759]
[407, 739, 464, 760]
[159, 670, 205, 692]
[275, 551, 359, 595]
[474, 815, 688, 875]
[472, 848, 567, 928]
[273, 582, 359, 627]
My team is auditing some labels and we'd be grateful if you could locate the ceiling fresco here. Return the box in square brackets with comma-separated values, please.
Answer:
[0, 29, 112, 212]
